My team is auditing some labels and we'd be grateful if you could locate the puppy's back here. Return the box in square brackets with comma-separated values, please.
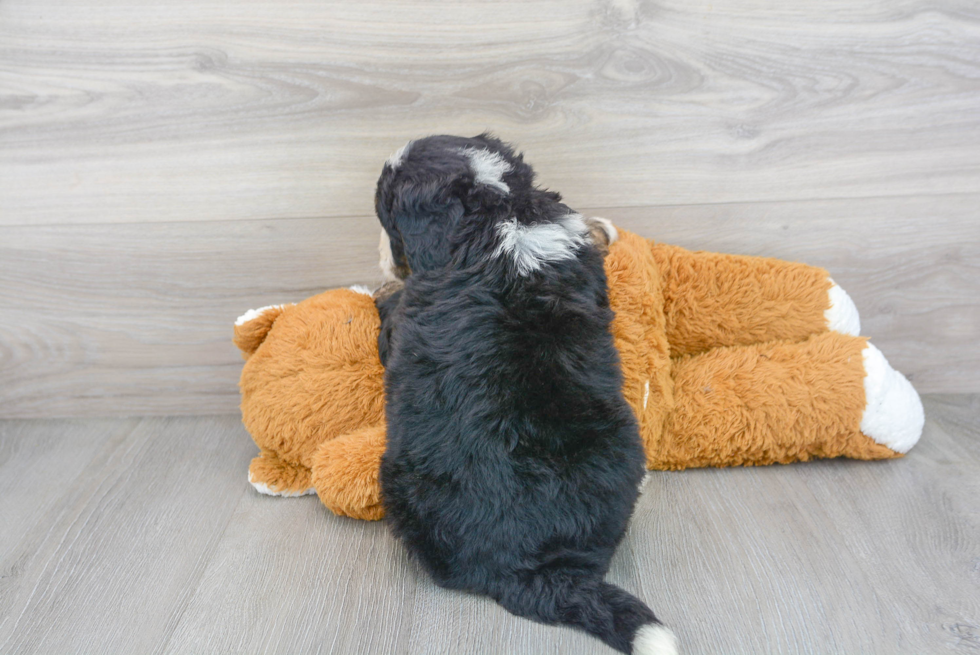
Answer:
[377, 135, 677, 655]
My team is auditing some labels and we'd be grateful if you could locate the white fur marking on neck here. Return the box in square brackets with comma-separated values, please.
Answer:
[860, 343, 924, 453]
[348, 285, 373, 296]
[386, 140, 413, 170]
[825, 278, 861, 335]
[379, 229, 399, 282]
[494, 214, 588, 276]
[235, 304, 284, 326]
[633, 624, 679, 655]
[459, 147, 512, 193]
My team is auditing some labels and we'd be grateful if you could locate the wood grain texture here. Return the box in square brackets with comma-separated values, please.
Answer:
[0, 415, 252, 654]
[0, 419, 115, 559]
[162, 487, 420, 654]
[2, 0, 980, 225]
[2, 193, 976, 418]
[1, 396, 977, 653]
[0, 217, 381, 418]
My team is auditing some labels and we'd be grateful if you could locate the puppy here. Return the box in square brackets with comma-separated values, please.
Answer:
[375, 134, 677, 655]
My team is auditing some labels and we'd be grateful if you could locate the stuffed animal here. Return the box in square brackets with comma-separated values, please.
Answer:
[234, 228, 924, 520]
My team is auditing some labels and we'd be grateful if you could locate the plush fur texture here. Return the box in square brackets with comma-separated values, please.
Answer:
[649, 244, 836, 357]
[859, 342, 925, 454]
[618, 236, 902, 469]
[376, 135, 667, 653]
[235, 230, 923, 521]
[235, 288, 387, 517]
[658, 331, 898, 469]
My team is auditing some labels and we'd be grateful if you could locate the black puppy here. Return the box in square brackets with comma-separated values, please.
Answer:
[375, 134, 677, 655]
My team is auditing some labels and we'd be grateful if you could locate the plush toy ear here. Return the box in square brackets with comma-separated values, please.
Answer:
[233, 304, 290, 359]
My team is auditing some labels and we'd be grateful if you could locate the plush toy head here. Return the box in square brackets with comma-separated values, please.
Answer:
[234, 287, 385, 499]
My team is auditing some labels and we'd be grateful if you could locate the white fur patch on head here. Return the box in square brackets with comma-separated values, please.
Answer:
[459, 147, 512, 193]
[235, 304, 284, 326]
[248, 472, 316, 498]
[633, 624, 679, 655]
[589, 216, 619, 244]
[825, 278, 861, 335]
[386, 140, 412, 170]
[860, 342, 924, 453]
[494, 214, 588, 276]
[379, 229, 399, 282]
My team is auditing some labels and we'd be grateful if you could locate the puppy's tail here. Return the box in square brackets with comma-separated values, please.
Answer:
[495, 574, 677, 654]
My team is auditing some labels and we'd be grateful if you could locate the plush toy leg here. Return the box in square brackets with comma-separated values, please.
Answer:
[311, 425, 386, 521]
[648, 243, 860, 357]
[646, 332, 923, 470]
[248, 449, 316, 497]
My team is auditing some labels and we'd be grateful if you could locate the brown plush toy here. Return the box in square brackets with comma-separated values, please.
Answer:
[234, 228, 924, 521]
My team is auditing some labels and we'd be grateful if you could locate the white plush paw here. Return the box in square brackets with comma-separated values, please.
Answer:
[634, 624, 679, 655]
[248, 472, 316, 498]
[825, 279, 860, 335]
[860, 343, 925, 454]
[235, 304, 284, 326]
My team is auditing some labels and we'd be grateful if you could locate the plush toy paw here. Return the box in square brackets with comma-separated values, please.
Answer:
[825, 279, 860, 336]
[860, 343, 925, 454]
[311, 425, 387, 521]
[248, 450, 316, 497]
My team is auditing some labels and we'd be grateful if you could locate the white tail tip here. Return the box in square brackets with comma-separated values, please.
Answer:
[634, 624, 679, 655]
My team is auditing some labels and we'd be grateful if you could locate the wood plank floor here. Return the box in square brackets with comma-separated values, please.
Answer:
[2, 395, 977, 654]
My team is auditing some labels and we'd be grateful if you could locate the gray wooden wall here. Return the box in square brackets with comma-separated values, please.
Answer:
[2, 0, 978, 418]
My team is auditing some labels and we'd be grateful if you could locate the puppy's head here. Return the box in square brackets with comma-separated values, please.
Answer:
[375, 133, 535, 280]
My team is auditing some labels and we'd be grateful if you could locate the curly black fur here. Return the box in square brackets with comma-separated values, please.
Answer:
[375, 135, 671, 654]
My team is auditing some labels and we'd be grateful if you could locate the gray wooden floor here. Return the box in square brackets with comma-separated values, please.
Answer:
[1, 395, 977, 654]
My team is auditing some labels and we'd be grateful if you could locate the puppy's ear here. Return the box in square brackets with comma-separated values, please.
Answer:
[376, 159, 468, 273]
[374, 280, 404, 367]
[378, 229, 411, 281]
